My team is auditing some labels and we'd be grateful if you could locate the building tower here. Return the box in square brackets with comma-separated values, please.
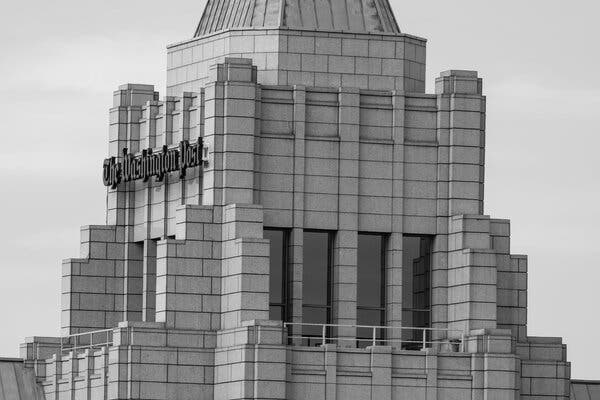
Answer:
[12, 1, 579, 399]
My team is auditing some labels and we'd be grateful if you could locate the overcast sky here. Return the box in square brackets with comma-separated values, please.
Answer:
[0, 0, 598, 379]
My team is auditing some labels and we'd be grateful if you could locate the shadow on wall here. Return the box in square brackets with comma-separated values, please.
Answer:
[0, 358, 45, 400]
[571, 381, 600, 400]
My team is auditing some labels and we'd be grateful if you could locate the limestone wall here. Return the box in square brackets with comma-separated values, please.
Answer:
[166, 29, 426, 95]
[40, 56, 573, 400]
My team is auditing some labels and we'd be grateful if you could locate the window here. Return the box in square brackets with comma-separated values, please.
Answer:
[357, 233, 386, 346]
[302, 231, 333, 343]
[264, 229, 289, 321]
[402, 235, 433, 349]
[141, 240, 155, 322]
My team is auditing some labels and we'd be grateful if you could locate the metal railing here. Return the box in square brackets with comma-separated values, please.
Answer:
[60, 329, 113, 354]
[283, 322, 465, 352]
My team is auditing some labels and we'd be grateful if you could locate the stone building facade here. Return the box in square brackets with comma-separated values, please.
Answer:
[12, 1, 590, 399]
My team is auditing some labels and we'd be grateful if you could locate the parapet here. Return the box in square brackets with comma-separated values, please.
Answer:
[436, 70, 483, 95]
[112, 83, 158, 107]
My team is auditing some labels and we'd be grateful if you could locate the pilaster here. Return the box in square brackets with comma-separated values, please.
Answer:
[333, 87, 360, 344]
[220, 204, 270, 329]
[155, 205, 220, 330]
[447, 215, 498, 334]
[289, 85, 307, 340]
[387, 91, 405, 343]
[203, 58, 259, 207]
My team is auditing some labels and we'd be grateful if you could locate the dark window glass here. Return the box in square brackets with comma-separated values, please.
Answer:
[357, 234, 385, 308]
[302, 231, 333, 344]
[301, 306, 329, 336]
[265, 229, 288, 321]
[402, 236, 433, 349]
[269, 305, 285, 321]
[357, 234, 386, 346]
[303, 231, 331, 306]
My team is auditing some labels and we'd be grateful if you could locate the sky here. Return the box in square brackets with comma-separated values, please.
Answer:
[0, 0, 598, 379]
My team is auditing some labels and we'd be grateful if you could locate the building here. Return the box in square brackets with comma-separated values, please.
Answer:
[4, 0, 597, 399]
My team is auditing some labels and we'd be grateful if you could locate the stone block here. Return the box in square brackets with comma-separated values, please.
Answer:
[356, 57, 382, 75]
[342, 39, 368, 57]
[382, 58, 403, 76]
[288, 36, 315, 53]
[301, 54, 328, 72]
[369, 40, 396, 58]
[329, 56, 355, 74]
[229, 36, 255, 54]
[315, 38, 341, 55]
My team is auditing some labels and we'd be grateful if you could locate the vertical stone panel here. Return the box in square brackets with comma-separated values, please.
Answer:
[220, 204, 270, 329]
[447, 215, 497, 334]
[288, 86, 307, 341]
[386, 92, 405, 342]
[61, 226, 128, 335]
[333, 88, 360, 343]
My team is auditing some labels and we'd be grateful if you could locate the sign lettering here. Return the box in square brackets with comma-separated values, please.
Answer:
[103, 139, 208, 189]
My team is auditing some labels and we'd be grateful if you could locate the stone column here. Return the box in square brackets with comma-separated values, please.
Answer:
[203, 58, 259, 207]
[435, 70, 486, 338]
[108, 84, 158, 324]
[181, 91, 205, 207]
[288, 86, 307, 342]
[386, 91, 406, 345]
[434, 85, 451, 338]
[106, 84, 150, 234]
[220, 204, 270, 329]
[447, 215, 498, 334]
[332, 87, 360, 344]
[435, 70, 485, 217]
[155, 205, 220, 330]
